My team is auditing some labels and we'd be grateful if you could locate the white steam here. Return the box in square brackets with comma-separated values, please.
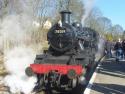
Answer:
[95, 36, 105, 61]
[0, 0, 40, 93]
[4, 47, 37, 94]
[0, 35, 3, 53]
[1, 14, 33, 47]
[1, 14, 38, 93]
[82, 0, 96, 25]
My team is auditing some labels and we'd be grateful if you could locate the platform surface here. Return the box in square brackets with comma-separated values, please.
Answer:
[90, 58, 125, 94]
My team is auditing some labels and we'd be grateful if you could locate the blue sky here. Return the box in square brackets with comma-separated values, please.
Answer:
[95, 0, 125, 29]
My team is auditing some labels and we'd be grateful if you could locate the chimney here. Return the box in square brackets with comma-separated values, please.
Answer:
[60, 10, 71, 24]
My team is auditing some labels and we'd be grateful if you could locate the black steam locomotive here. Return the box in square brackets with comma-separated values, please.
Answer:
[25, 11, 99, 93]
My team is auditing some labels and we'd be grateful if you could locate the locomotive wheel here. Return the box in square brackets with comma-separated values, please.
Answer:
[33, 75, 44, 93]
[71, 77, 87, 94]
[39, 77, 44, 86]
[71, 84, 86, 94]
[72, 78, 77, 88]
[79, 76, 87, 85]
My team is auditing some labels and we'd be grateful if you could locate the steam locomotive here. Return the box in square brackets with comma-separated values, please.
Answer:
[25, 11, 99, 93]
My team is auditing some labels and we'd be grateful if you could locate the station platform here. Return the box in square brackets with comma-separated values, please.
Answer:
[84, 58, 125, 94]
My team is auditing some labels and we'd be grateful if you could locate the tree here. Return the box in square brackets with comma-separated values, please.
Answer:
[68, 0, 84, 21]
[84, 8, 114, 40]
[84, 8, 103, 33]
[123, 30, 125, 39]
[0, 0, 9, 18]
[97, 17, 112, 33]
[112, 24, 124, 40]
[54, 0, 84, 22]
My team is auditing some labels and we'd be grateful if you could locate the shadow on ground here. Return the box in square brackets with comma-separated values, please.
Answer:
[98, 59, 125, 78]
[91, 58, 125, 94]
[92, 83, 125, 94]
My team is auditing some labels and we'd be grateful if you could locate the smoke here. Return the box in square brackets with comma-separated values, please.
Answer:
[0, 35, 3, 54]
[95, 36, 106, 61]
[1, 14, 33, 46]
[0, 0, 42, 93]
[0, 0, 39, 49]
[82, 0, 96, 25]
[4, 47, 37, 94]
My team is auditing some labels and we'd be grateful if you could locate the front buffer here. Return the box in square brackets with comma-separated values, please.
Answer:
[25, 64, 86, 92]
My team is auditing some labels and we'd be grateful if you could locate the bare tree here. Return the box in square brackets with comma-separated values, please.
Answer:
[112, 24, 124, 40]
[54, 0, 84, 22]
[97, 17, 112, 33]
[0, 0, 9, 18]
[84, 8, 103, 33]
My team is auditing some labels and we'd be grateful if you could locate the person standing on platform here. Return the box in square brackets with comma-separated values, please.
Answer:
[114, 39, 123, 61]
[105, 40, 112, 58]
[122, 39, 125, 59]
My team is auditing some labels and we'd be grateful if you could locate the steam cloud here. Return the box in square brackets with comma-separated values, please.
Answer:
[0, 0, 40, 93]
[95, 36, 105, 61]
[4, 47, 37, 94]
[1, 14, 38, 93]
[1, 14, 33, 45]
[82, 0, 96, 25]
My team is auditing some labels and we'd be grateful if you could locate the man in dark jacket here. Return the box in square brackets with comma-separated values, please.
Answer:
[114, 40, 123, 61]
[122, 39, 125, 58]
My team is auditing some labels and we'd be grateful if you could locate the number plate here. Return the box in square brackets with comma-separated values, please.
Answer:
[55, 30, 66, 33]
